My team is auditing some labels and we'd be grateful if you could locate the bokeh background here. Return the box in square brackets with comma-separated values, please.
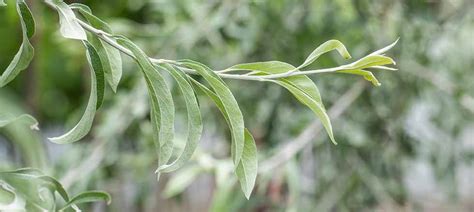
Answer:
[1, 0, 473, 211]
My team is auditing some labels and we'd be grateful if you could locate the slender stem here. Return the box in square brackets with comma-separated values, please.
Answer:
[43, 0, 364, 81]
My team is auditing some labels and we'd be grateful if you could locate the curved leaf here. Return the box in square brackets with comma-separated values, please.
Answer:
[346, 55, 396, 70]
[235, 129, 258, 199]
[231, 61, 322, 103]
[182, 60, 245, 165]
[156, 64, 203, 173]
[0, 1, 35, 87]
[49, 0, 87, 40]
[48, 41, 102, 144]
[298, 39, 351, 69]
[269, 79, 337, 144]
[338, 69, 381, 86]
[71, 3, 123, 92]
[231, 61, 336, 144]
[116, 37, 175, 167]
[60, 191, 111, 211]
[0, 114, 38, 130]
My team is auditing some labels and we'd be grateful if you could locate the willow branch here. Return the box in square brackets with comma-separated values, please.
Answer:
[43, 0, 373, 81]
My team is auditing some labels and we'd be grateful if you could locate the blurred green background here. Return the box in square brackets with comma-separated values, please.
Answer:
[1, 0, 473, 211]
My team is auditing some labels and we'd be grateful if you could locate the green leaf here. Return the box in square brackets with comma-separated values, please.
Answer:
[298, 40, 351, 69]
[48, 41, 102, 144]
[71, 3, 123, 92]
[182, 60, 245, 166]
[345, 55, 396, 70]
[0, 0, 6, 6]
[60, 191, 111, 211]
[156, 64, 203, 173]
[231, 61, 322, 103]
[338, 69, 381, 86]
[269, 79, 337, 144]
[235, 129, 258, 199]
[230, 61, 336, 144]
[116, 37, 175, 167]
[0, 114, 38, 130]
[0, 1, 35, 87]
[83, 41, 105, 109]
[49, 1, 87, 40]
[189, 79, 258, 198]
[369, 38, 400, 56]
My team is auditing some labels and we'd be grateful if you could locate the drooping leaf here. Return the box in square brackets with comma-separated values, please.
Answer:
[182, 60, 245, 165]
[269, 79, 337, 144]
[48, 41, 102, 144]
[0, 1, 35, 87]
[231, 61, 322, 103]
[338, 69, 381, 86]
[298, 40, 351, 69]
[60, 191, 111, 211]
[189, 78, 258, 198]
[156, 64, 203, 173]
[83, 41, 105, 109]
[230, 61, 336, 144]
[116, 37, 175, 167]
[235, 129, 258, 199]
[49, 0, 87, 40]
[70, 3, 123, 92]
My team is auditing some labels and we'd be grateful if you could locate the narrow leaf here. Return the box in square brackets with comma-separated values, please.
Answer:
[60, 191, 111, 211]
[48, 41, 101, 144]
[0, 1, 35, 87]
[346, 55, 395, 70]
[338, 69, 381, 86]
[369, 38, 400, 56]
[71, 3, 123, 92]
[116, 37, 175, 167]
[50, 1, 87, 40]
[231, 61, 336, 144]
[231, 61, 322, 103]
[156, 64, 203, 173]
[83, 41, 105, 109]
[299, 40, 351, 69]
[182, 60, 245, 166]
[269, 79, 337, 144]
[235, 129, 258, 199]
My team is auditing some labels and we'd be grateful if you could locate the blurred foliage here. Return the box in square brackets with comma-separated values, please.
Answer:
[0, 0, 473, 211]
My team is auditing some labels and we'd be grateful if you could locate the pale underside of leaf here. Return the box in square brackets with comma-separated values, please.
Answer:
[156, 64, 203, 173]
[116, 37, 175, 167]
[188, 79, 258, 198]
[52, 1, 87, 40]
[182, 60, 245, 166]
[71, 3, 122, 92]
[0, 1, 35, 87]
[48, 42, 101, 144]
